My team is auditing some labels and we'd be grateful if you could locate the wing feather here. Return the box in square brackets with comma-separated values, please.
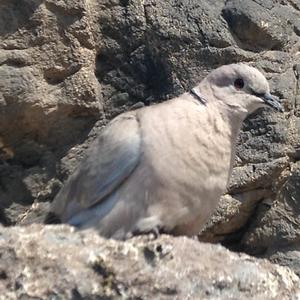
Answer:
[52, 112, 141, 221]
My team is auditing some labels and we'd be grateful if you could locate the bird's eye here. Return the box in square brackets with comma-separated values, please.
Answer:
[234, 78, 244, 90]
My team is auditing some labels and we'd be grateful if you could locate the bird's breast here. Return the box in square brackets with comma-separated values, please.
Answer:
[139, 100, 234, 203]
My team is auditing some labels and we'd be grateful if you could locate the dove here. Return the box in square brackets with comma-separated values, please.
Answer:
[46, 63, 283, 239]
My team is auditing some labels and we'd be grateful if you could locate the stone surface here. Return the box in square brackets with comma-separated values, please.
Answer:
[0, 224, 299, 299]
[0, 0, 300, 283]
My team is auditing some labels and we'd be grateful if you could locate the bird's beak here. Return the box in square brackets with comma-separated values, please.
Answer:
[260, 93, 284, 112]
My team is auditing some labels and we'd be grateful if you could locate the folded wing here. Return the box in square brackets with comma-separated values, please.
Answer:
[52, 112, 142, 222]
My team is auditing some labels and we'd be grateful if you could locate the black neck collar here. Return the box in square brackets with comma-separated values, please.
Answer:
[190, 88, 207, 105]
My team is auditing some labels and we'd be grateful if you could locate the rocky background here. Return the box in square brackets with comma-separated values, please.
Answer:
[0, 0, 300, 298]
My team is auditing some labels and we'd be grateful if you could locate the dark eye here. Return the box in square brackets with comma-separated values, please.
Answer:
[234, 78, 244, 90]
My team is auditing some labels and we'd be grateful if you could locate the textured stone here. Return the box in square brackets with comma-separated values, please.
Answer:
[199, 190, 269, 243]
[0, 0, 300, 281]
[0, 225, 299, 299]
[222, 0, 294, 52]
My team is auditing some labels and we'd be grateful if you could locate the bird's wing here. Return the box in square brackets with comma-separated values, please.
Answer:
[53, 112, 142, 220]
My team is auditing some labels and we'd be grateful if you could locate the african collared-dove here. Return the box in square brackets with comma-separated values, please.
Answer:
[46, 63, 283, 239]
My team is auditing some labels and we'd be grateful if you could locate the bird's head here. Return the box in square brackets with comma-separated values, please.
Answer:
[200, 63, 283, 115]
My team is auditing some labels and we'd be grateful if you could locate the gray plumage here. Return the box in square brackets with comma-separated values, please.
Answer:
[48, 63, 283, 239]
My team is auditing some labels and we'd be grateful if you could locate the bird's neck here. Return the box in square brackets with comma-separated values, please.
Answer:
[195, 82, 245, 152]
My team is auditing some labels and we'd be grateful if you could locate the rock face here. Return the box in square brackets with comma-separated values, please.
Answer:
[0, 0, 300, 288]
[0, 224, 299, 299]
